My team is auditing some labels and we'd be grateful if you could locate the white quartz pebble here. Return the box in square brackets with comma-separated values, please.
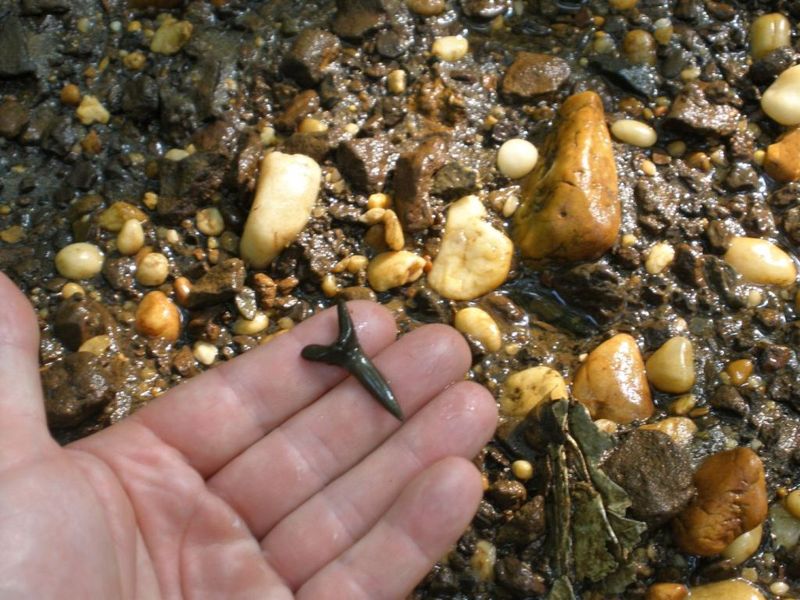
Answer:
[724, 236, 797, 287]
[240, 152, 322, 269]
[432, 36, 469, 62]
[610, 119, 658, 147]
[762, 64, 800, 126]
[55, 243, 105, 280]
[497, 139, 539, 179]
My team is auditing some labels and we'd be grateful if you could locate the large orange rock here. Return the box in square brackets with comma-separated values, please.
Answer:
[513, 91, 620, 262]
[572, 333, 654, 424]
[764, 127, 800, 182]
[673, 447, 768, 556]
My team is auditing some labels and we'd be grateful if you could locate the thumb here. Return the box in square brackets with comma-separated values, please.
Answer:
[0, 272, 53, 465]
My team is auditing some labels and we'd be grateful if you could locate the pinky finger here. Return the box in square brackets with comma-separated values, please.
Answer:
[296, 456, 483, 600]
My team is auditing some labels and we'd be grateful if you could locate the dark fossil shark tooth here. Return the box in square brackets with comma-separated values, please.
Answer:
[301, 298, 404, 421]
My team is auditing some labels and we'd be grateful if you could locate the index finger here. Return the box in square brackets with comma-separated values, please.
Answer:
[83, 301, 397, 477]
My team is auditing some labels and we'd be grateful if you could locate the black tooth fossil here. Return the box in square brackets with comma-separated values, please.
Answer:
[301, 298, 404, 421]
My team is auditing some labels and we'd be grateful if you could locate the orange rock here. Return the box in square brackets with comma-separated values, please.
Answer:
[514, 91, 620, 262]
[764, 127, 800, 182]
[572, 333, 654, 423]
[673, 447, 768, 556]
[135, 291, 181, 342]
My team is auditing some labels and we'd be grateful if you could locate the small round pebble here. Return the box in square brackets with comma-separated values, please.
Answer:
[611, 119, 657, 148]
[55, 243, 105, 280]
[136, 252, 169, 287]
[196, 207, 225, 237]
[785, 489, 800, 519]
[497, 139, 539, 179]
[193, 341, 218, 366]
[646, 336, 695, 394]
[117, 219, 145, 256]
[454, 307, 502, 352]
[724, 236, 797, 287]
[431, 35, 469, 62]
[511, 460, 533, 481]
[762, 64, 800, 126]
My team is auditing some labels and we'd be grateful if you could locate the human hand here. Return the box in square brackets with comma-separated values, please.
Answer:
[0, 273, 497, 599]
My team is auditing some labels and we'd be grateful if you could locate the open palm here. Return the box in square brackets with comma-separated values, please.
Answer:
[0, 273, 496, 599]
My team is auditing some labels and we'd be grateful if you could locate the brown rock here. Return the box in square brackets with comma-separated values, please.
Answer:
[281, 132, 332, 163]
[764, 127, 800, 183]
[673, 447, 768, 556]
[337, 137, 393, 193]
[281, 28, 340, 88]
[392, 136, 448, 231]
[664, 82, 740, 137]
[332, 0, 388, 40]
[406, 0, 445, 15]
[502, 52, 571, 100]
[603, 429, 694, 525]
[53, 295, 116, 351]
[135, 291, 181, 341]
[0, 99, 29, 139]
[274, 90, 320, 134]
[514, 91, 619, 261]
[572, 333, 654, 423]
[42, 353, 115, 428]
[186, 258, 246, 308]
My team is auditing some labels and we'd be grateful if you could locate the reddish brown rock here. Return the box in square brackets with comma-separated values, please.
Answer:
[502, 52, 571, 100]
[673, 447, 768, 556]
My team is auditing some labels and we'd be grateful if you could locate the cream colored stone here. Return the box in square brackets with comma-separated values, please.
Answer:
[197, 207, 225, 237]
[454, 307, 502, 352]
[724, 237, 797, 287]
[645, 242, 675, 274]
[78, 334, 111, 356]
[367, 251, 426, 292]
[785, 490, 800, 520]
[232, 312, 269, 336]
[117, 219, 145, 256]
[76, 95, 110, 125]
[611, 119, 657, 147]
[240, 152, 322, 269]
[383, 209, 405, 251]
[722, 525, 763, 566]
[646, 336, 695, 394]
[150, 17, 193, 55]
[61, 282, 85, 299]
[497, 139, 539, 179]
[750, 13, 791, 60]
[641, 417, 697, 446]
[55, 243, 105, 280]
[387, 69, 407, 94]
[771, 503, 800, 550]
[762, 64, 800, 126]
[689, 579, 765, 600]
[470, 540, 496, 582]
[428, 195, 513, 301]
[498, 366, 568, 417]
[136, 252, 169, 287]
[432, 36, 469, 62]
[193, 341, 218, 366]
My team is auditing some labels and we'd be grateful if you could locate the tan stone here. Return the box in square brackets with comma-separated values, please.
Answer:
[572, 333, 654, 424]
[514, 91, 620, 261]
[690, 579, 766, 600]
[673, 448, 768, 556]
[645, 583, 689, 600]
